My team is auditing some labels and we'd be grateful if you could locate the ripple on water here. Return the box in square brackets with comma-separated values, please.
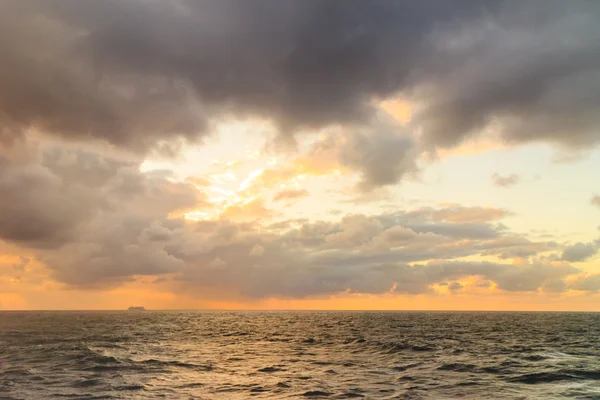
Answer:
[2, 311, 600, 399]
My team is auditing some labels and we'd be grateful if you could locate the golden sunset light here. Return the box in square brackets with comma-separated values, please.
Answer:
[1, 1, 600, 398]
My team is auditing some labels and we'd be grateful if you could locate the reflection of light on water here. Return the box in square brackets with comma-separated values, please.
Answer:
[4, 312, 600, 398]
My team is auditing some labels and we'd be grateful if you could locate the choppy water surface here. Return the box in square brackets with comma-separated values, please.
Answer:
[1, 311, 599, 399]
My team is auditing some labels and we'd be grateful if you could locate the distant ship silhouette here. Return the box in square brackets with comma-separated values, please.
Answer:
[127, 306, 146, 311]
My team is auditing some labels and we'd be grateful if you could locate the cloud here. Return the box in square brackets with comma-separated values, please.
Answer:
[448, 282, 463, 291]
[243, 114, 417, 193]
[570, 274, 600, 292]
[12, 256, 30, 273]
[163, 207, 573, 299]
[415, 205, 512, 223]
[2, 0, 595, 157]
[177, 250, 578, 299]
[492, 173, 520, 188]
[220, 198, 277, 222]
[378, 226, 419, 244]
[324, 215, 384, 248]
[0, 1, 598, 301]
[273, 188, 310, 202]
[0, 0, 476, 152]
[423, 260, 578, 293]
[45, 240, 186, 288]
[249, 244, 265, 257]
[2, 162, 558, 296]
[209, 257, 227, 269]
[0, 154, 582, 297]
[561, 242, 598, 262]
[414, 1, 600, 150]
[0, 140, 207, 288]
[143, 222, 173, 242]
[335, 116, 417, 190]
[0, 155, 102, 247]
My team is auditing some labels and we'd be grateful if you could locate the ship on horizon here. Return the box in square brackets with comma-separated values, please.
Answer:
[127, 306, 146, 311]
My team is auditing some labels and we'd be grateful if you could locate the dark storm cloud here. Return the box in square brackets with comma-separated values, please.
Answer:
[2, 0, 597, 156]
[414, 1, 600, 149]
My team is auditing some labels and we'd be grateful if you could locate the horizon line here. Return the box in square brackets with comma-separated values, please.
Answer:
[1, 309, 598, 313]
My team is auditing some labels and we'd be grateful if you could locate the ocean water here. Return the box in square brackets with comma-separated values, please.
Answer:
[1, 311, 599, 399]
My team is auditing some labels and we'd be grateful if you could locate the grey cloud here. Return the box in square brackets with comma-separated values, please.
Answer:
[477, 236, 558, 260]
[415, 1, 600, 150]
[168, 208, 573, 299]
[448, 282, 463, 291]
[176, 247, 579, 298]
[0, 142, 586, 297]
[42, 147, 135, 188]
[570, 274, 600, 292]
[41, 208, 192, 288]
[0, 157, 100, 247]
[143, 223, 173, 242]
[492, 173, 520, 188]
[543, 279, 567, 293]
[324, 215, 383, 247]
[337, 116, 417, 190]
[46, 239, 185, 289]
[2, 0, 596, 158]
[249, 244, 265, 257]
[104, 167, 204, 216]
[0, 144, 202, 250]
[30, 203, 586, 296]
[0, 142, 205, 287]
[372, 207, 512, 240]
[0, 2, 205, 153]
[423, 261, 578, 293]
[0, 0, 489, 152]
[394, 221, 502, 240]
[561, 242, 598, 262]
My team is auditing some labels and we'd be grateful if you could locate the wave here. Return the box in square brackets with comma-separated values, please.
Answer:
[257, 366, 284, 373]
[139, 359, 213, 371]
[4, 311, 600, 399]
[437, 363, 478, 372]
[303, 390, 331, 397]
[508, 370, 600, 384]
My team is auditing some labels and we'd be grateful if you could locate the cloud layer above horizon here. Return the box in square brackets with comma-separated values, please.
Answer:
[0, 0, 599, 309]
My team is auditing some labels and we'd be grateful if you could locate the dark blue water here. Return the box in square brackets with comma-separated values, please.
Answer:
[1, 311, 599, 399]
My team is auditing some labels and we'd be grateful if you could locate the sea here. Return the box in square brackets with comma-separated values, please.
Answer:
[1, 311, 599, 399]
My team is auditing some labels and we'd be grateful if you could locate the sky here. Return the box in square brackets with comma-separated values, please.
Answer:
[1, 0, 600, 310]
